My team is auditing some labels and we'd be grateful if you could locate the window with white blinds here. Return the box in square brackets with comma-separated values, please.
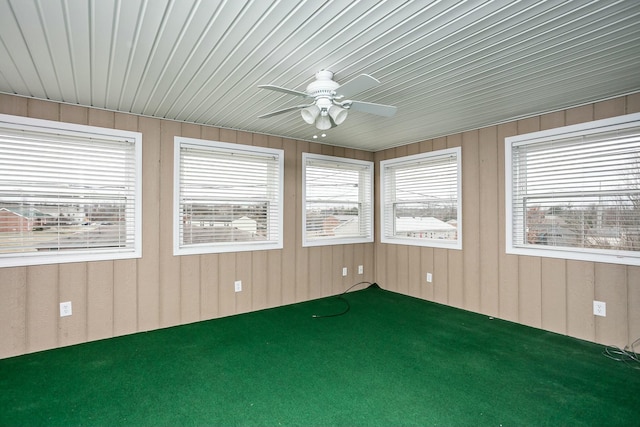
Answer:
[506, 112, 640, 266]
[0, 114, 142, 267]
[380, 147, 462, 249]
[174, 137, 283, 255]
[302, 153, 373, 246]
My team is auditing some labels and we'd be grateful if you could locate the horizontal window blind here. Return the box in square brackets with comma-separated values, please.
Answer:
[511, 126, 640, 254]
[176, 140, 283, 254]
[0, 120, 140, 266]
[303, 154, 373, 246]
[381, 148, 461, 248]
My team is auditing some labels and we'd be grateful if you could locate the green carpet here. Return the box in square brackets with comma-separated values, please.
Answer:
[1, 285, 639, 426]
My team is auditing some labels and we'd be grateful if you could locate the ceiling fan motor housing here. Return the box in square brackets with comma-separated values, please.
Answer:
[306, 70, 340, 99]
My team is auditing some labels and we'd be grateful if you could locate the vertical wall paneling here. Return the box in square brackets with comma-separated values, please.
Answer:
[565, 104, 594, 125]
[137, 116, 162, 331]
[566, 260, 596, 342]
[308, 247, 323, 300]
[282, 139, 297, 305]
[627, 93, 640, 113]
[364, 242, 375, 285]
[396, 245, 409, 295]
[462, 130, 480, 312]
[594, 98, 625, 120]
[478, 126, 499, 316]
[26, 265, 59, 353]
[180, 255, 201, 324]
[250, 251, 268, 311]
[219, 252, 238, 317]
[433, 250, 449, 305]
[384, 244, 398, 292]
[201, 254, 220, 319]
[419, 247, 434, 301]
[407, 246, 421, 297]
[0, 93, 28, 115]
[321, 246, 333, 296]
[60, 103, 88, 125]
[236, 252, 253, 314]
[113, 259, 138, 336]
[594, 263, 628, 346]
[540, 258, 567, 335]
[331, 244, 345, 294]
[58, 263, 87, 346]
[628, 267, 640, 347]
[27, 98, 59, 121]
[86, 261, 114, 341]
[342, 244, 355, 292]
[540, 111, 565, 131]
[0, 267, 27, 357]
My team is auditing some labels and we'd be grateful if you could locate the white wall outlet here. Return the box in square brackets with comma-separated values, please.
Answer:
[358, 265, 364, 275]
[342, 267, 348, 277]
[234, 280, 242, 293]
[60, 301, 72, 317]
[426, 273, 433, 283]
[593, 300, 606, 317]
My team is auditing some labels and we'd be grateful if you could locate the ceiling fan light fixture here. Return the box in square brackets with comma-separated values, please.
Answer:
[328, 105, 348, 125]
[316, 115, 332, 130]
[301, 105, 320, 124]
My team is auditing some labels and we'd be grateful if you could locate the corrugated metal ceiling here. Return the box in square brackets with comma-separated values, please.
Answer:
[1, 0, 639, 151]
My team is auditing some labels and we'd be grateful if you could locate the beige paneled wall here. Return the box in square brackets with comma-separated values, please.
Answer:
[0, 95, 375, 359]
[376, 93, 640, 349]
[2, 92, 639, 358]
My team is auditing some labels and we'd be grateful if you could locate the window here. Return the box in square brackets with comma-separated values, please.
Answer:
[380, 147, 462, 249]
[302, 153, 373, 246]
[0, 114, 142, 267]
[174, 137, 283, 255]
[506, 112, 640, 266]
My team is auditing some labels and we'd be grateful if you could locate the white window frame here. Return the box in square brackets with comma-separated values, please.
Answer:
[174, 137, 284, 255]
[380, 147, 462, 249]
[505, 112, 640, 266]
[302, 153, 374, 247]
[0, 113, 142, 267]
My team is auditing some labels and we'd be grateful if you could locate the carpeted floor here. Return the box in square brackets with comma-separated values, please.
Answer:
[1, 284, 639, 426]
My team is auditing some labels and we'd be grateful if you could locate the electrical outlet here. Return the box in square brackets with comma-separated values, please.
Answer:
[426, 273, 433, 283]
[342, 267, 348, 277]
[593, 300, 606, 317]
[358, 265, 363, 275]
[60, 301, 72, 317]
[234, 280, 242, 293]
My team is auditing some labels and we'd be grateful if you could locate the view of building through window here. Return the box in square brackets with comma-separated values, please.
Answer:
[0, 115, 141, 267]
[507, 113, 640, 264]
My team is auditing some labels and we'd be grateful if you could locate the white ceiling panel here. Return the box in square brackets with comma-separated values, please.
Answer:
[0, 0, 638, 151]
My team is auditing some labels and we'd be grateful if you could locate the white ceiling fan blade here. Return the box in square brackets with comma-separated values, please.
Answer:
[346, 100, 397, 117]
[258, 85, 310, 98]
[258, 104, 311, 118]
[335, 74, 380, 98]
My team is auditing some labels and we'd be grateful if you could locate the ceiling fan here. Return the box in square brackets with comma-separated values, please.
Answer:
[257, 70, 397, 130]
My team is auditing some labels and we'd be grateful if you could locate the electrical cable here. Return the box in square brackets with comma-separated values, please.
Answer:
[311, 281, 374, 318]
[603, 337, 640, 369]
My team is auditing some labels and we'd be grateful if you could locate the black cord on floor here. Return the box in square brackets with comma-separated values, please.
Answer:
[603, 337, 640, 369]
[312, 281, 375, 318]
